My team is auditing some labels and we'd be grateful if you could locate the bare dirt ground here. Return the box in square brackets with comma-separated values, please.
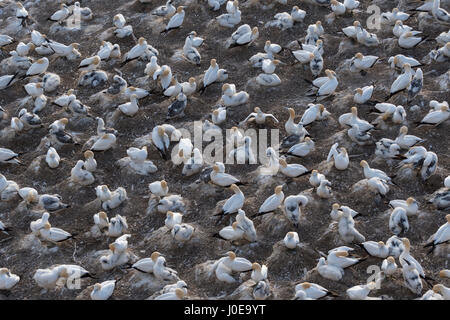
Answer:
[0, 0, 449, 299]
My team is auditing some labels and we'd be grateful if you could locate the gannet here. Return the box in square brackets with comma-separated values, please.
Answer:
[228, 25, 259, 48]
[149, 180, 169, 197]
[172, 223, 194, 242]
[221, 251, 252, 271]
[165, 211, 183, 230]
[284, 231, 300, 249]
[360, 160, 392, 184]
[346, 282, 377, 300]
[96, 185, 112, 202]
[183, 40, 201, 65]
[327, 143, 349, 170]
[0, 34, 14, 47]
[390, 64, 413, 96]
[162, 7, 185, 33]
[431, 0, 450, 24]
[0, 268, 20, 290]
[257, 185, 284, 215]
[182, 148, 203, 176]
[417, 105, 449, 126]
[38, 194, 70, 212]
[117, 94, 139, 117]
[210, 164, 241, 187]
[356, 24, 380, 47]
[250, 263, 267, 282]
[315, 69, 338, 97]
[0, 73, 19, 90]
[338, 209, 365, 243]
[440, 270, 450, 279]
[163, 77, 183, 97]
[108, 214, 128, 237]
[314, 257, 344, 281]
[279, 159, 309, 178]
[154, 287, 186, 300]
[102, 187, 127, 210]
[381, 8, 410, 24]
[367, 177, 390, 196]
[131, 252, 161, 273]
[78, 55, 101, 72]
[90, 280, 116, 300]
[121, 37, 148, 66]
[393, 20, 413, 38]
[0, 147, 21, 164]
[431, 285, 449, 300]
[309, 170, 325, 187]
[216, 6, 241, 28]
[359, 241, 389, 258]
[180, 77, 196, 96]
[30, 212, 50, 235]
[394, 126, 424, 149]
[40, 223, 73, 243]
[24, 58, 49, 78]
[399, 238, 428, 282]
[212, 106, 226, 125]
[200, 59, 219, 93]
[218, 184, 245, 217]
[228, 135, 254, 164]
[436, 31, 450, 45]
[152, 0, 176, 17]
[284, 108, 308, 137]
[386, 235, 405, 258]
[71, 160, 95, 185]
[16, 41, 35, 57]
[330, 0, 346, 15]
[399, 32, 426, 49]
[15, 2, 30, 26]
[112, 234, 131, 254]
[241, 107, 278, 125]
[218, 221, 245, 241]
[167, 92, 187, 119]
[388, 55, 422, 70]
[354, 86, 374, 104]
[73, 2, 93, 20]
[235, 209, 256, 242]
[283, 194, 308, 227]
[93, 211, 109, 231]
[403, 263, 423, 295]
[327, 250, 366, 269]
[33, 267, 65, 289]
[317, 179, 332, 198]
[152, 126, 170, 159]
[349, 53, 379, 73]
[286, 137, 315, 157]
[423, 214, 450, 253]
[153, 256, 179, 281]
[381, 256, 398, 276]
[389, 198, 419, 216]
[91, 134, 116, 151]
[342, 21, 360, 38]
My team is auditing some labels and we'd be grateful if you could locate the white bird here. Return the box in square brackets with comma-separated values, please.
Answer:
[162, 7, 185, 33]
[381, 8, 410, 24]
[90, 280, 116, 300]
[346, 282, 377, 300]
[219, 184, 245, 216]
[39, 223, 73, 243]
[152, 0, 176, 17]
[210, 164, 241, 187]
[314, 257, 344, 281]
[354, 86, 374, 104]
[402, 263, 423, 295]
[359, 160, 392, 184]
[33, 267, 65, 289]
[251, 263, 267, 282]
[350, 53, 379, 73]
[283, 194, 308, 227]
[309, 170, 326, 187]
[165, 211, 183, 230]
[0, 35, 14, 47]
[258, 185, 284, 215]
[154, 287, 186, 300]
[201, 59, 219, 92]
[25, 58, 49, 77]
[389, 197, 419, 216]
[327, 250, 364, 269]
[286, 137, 315, 157]
[283, 231, 299, 249]
[338, 209, 365, 243]
[327, 143, 349, 170]
[393, 20, 413, 38]
[431, 0, 450, 24]
[278, 159, 309, 178]
[107, 214, 128, 237]
[221, 251, 252, 272]
[93, 211, 109, 231]
[418, 105, 449, 126]
[71, 160, 95, 185]
[122, 37, 148, 65]
[424, 214, 450, 253]
[295, 282, 333, 299]
[152, 126, 170, 159]
[218, 221, 244, 241]
[331, 0, 346, 15]
[0, 268, 20, 290]
[91, 134, 116, 151]
[153, 256, 179, 282]
[360, 241, 389, 258]
[30, 212, 50, 235]
[0, 148, 21, 164]
[399, 32, 426, 49]
[388, 55, 422, 70]
[132, 252, 160, 274]
[394, 126, 423, 149]
[381, 256, 398, 276]
[172, 223, 194, 242]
